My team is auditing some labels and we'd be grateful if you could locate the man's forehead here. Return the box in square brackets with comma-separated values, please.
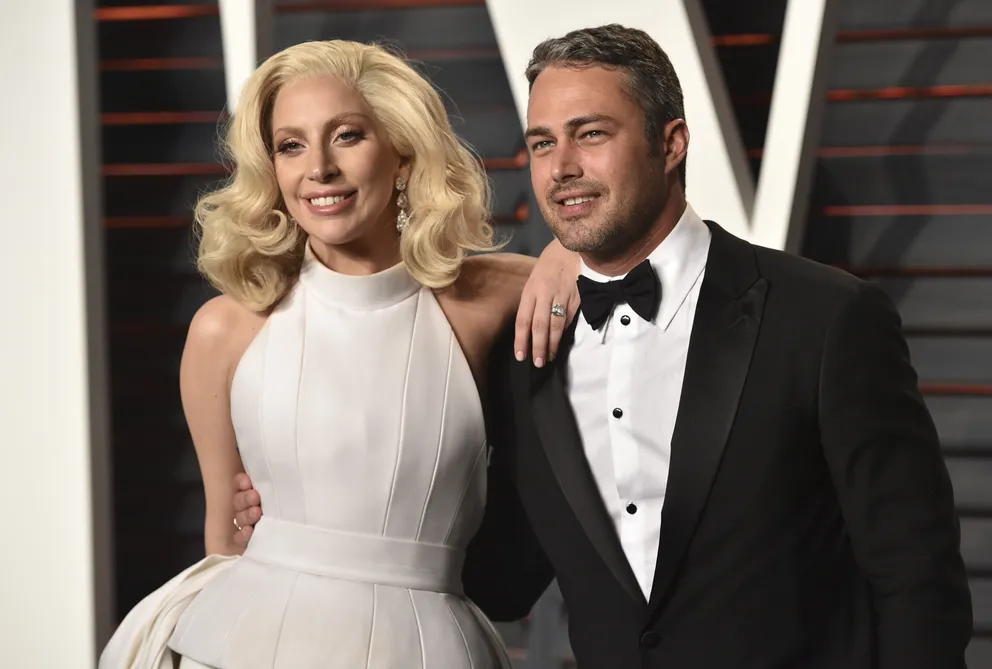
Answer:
[527, 66, 630, 129]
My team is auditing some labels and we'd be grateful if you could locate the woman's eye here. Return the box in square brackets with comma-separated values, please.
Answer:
[276, 141, 303, 154]
[335, 130, 365, 143]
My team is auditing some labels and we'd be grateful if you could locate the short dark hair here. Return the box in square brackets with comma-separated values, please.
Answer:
[525, 24, 687, 187]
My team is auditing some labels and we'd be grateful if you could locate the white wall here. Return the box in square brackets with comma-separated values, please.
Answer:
[0, 0, 113, 664]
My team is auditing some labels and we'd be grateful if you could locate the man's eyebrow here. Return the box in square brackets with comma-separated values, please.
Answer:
[524, 125, 552, 139]
[524, 114, 619, 140]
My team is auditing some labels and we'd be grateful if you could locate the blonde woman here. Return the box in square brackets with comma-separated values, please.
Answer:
[99, 40, 579, 669]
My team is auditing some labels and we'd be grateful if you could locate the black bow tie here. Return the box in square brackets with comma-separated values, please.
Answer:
[576, 260, 660, 331]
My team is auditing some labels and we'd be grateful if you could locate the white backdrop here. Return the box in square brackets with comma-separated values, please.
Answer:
[0, 0, 113, 665]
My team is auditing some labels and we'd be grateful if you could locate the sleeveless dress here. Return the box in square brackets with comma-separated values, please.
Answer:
[99, 248, 511, 669]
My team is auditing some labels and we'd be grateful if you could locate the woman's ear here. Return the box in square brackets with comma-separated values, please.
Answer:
[397, 157, 412, 184]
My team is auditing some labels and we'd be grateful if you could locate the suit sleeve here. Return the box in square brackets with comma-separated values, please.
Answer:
[462, 326, 556, 621]
[818, 281, 972, 669]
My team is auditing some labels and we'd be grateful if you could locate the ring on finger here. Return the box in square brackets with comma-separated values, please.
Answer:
[233, 517, 242, 532]
[551, 303, 566, 318]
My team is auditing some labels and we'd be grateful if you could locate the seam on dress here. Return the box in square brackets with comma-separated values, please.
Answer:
[381, 291, 420, 534]
[416, 331, 453, 540]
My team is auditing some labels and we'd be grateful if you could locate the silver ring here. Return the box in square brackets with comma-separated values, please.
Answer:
[551, 303, 566, 318]
[233, 517, 242, 532]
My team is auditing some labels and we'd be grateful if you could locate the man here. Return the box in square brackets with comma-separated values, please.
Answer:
[233, 24, 972, 668]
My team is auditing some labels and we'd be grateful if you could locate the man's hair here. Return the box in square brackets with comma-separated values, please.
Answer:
[525, 24, 687, 187]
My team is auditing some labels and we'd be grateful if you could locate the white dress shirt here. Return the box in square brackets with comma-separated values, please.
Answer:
[565, 204, 711, 598]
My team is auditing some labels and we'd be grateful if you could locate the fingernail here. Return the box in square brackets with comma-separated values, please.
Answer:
[534, 357, 544, 368]
[515, 350, 525, 361]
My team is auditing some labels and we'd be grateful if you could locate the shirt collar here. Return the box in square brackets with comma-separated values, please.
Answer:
[576, 202, 711, 336]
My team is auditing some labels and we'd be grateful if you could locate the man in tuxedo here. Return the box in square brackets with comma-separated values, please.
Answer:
[232, 24, 972, 668]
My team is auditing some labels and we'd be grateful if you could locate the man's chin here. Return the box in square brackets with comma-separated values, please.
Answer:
[545, 216, 609, 253]
[556, 233, 602, 254]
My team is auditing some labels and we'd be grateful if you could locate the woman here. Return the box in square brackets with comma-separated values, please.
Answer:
[99, 39, 578, 669]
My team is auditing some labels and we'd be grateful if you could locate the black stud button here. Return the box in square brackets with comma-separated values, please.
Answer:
[640, 631, 662, 649]
[612, 407, 623, 419]
[620, 314, 631, 326]
[626, 502, 637, 514]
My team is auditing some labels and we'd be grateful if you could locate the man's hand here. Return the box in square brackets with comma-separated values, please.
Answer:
[233, 472, 262, 548]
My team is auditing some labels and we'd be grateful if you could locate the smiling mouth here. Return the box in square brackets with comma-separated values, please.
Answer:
[308, 194, 353, 206]
[559, 195, 600, 206]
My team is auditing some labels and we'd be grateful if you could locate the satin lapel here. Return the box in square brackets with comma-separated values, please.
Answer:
[647, 222, 768, 613]
[529, 323, 646, 606]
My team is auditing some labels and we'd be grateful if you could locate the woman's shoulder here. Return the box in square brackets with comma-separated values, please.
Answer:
[184, 294, 268, 380]
[457, 252, 535, 313]
[188, 295, 264, 343]
[432, 253, 535, 367]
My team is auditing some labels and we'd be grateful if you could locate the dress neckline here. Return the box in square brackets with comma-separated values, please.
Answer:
[299, 242, 420, 310]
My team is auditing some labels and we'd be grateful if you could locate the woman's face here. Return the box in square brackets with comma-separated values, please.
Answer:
[270, 75, 406, 270]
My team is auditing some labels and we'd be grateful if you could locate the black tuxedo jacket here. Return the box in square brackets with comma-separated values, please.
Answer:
[462, 221, 972, 669]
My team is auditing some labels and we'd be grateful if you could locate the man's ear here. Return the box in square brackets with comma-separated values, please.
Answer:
[663, 119, 689, 176]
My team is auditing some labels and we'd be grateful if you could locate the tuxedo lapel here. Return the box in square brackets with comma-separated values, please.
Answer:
[647, 221, 767, 613]
[530, 321, 646, 606]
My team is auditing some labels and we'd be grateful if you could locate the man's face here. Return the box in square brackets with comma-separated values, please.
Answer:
[526, 66, 675, 258]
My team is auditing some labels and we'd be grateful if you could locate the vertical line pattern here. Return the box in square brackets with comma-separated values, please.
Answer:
[415, 331, 453, 541]
[256, 325, 282, 516]
[217, 590, 255, 663]
[269, 573, 300, 667]
[409, 590, 426, 669]
[293, 294, 309, 523]
[381, 291, 421, 535]
[442, 442, 487, 545]
[363, 584, 377, 669]
[444, 596, 476, 669]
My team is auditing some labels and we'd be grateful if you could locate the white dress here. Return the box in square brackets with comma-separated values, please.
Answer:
[99, 248, 511, 669]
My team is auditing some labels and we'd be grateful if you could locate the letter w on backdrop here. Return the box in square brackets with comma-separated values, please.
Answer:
[218, 0, 839, 252]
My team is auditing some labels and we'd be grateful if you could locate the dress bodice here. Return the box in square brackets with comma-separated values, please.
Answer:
[229, 248, 488, 546]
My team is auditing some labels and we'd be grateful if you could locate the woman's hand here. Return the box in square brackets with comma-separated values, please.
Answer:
[514, 238, 581, 367]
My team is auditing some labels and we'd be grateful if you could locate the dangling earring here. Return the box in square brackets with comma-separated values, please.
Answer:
[395, 176, 410, 232]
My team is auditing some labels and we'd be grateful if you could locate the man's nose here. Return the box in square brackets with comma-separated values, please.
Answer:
[550, 143, 582, 182]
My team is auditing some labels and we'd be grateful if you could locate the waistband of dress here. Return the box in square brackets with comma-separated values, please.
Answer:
[243, 517, 465, 595]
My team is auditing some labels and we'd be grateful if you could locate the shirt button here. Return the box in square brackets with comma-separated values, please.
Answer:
[612, 407, 623, 419]
[620, 314, 631, 326]
[626, 502, 637, 514]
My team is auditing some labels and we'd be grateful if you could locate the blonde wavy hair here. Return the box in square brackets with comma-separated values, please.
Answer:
[194, 40, 500, 312]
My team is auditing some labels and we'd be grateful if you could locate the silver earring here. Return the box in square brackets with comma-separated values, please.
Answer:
[395, 176, 410, 232]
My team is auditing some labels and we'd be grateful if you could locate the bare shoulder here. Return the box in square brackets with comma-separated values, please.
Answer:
[184, 294, 268, 386]
[458, 252, 536, 317]
[435, 253, 535, 383]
